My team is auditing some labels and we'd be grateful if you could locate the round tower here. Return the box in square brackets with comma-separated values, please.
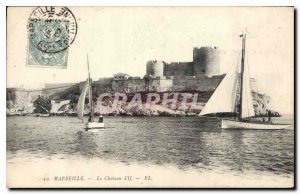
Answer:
[146, 60, 165, 77]
[193, 47, 220, 77]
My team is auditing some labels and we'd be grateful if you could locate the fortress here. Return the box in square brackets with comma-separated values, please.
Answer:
[7, 46, 271, 116]
[41, 46, 260, 96]
[146, 47, 220, 78]
[89, 47, 225, 94]
[9, 46, 224, 102]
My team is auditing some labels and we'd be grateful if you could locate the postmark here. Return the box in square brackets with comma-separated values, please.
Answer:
[27, 7, 77, 67]
[28, 6, 77, 53]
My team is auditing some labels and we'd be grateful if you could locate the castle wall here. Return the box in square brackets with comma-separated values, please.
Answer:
[112, 79, 146, 93]
[111, 78, 174, 93]
[148, 79, 173, 92]
[164, 62, 194, 76]
[111, 75, 224, 93]
[171, 75, 224, 92]
[127, 79, 147, 93]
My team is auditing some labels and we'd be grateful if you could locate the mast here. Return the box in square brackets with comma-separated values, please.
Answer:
[239, 33, 246, 119]
[87, 54, 94, 121]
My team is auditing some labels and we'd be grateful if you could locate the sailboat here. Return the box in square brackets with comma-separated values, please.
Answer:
[199, 33, 291, 130]
[77, 55, 104, 131]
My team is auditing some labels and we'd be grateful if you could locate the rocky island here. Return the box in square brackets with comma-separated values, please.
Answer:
[6, 47, 280, 117]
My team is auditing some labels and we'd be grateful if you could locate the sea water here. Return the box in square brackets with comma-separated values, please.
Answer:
[6, 116, 294, 187]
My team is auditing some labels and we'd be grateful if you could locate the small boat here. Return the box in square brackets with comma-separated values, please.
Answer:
[221, 119, 290, 130]
[199, 33, 291, 130]
[77, 55, 104, 131]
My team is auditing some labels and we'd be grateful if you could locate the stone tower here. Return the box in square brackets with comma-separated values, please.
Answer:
[146, 60, 165, 77]
[193, 47, 220, 77]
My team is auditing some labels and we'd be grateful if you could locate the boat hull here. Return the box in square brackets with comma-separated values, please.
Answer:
[85, 122, 104, 132]
[36, 113, 50, 117]
[221, 119, 290, 130]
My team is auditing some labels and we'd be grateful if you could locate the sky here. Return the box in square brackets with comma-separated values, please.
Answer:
[7, 7, 294, 114]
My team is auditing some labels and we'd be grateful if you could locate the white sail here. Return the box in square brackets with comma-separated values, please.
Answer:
[240, 61, 255, 118]
[77, 79, 89, 120]
[199, 63, 239, 116]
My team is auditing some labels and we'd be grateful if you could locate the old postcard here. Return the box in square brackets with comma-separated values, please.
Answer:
[6, 6, 294, 188]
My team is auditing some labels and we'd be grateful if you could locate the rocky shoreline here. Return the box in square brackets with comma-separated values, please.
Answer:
[7, 103, 280, 118]
[7, 90, 281, 118]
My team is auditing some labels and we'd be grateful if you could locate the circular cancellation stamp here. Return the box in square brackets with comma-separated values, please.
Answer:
[28, 6, 77, 53]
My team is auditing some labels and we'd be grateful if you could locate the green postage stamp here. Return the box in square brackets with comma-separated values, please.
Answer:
[27, 6, 77, 68]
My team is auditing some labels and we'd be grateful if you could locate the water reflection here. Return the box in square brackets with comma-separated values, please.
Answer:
[74, 131, 98, 157]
